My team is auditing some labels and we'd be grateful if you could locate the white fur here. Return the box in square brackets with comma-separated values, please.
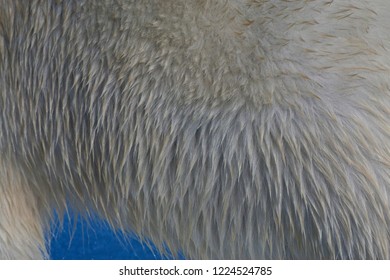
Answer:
[0, 0, 390, 259]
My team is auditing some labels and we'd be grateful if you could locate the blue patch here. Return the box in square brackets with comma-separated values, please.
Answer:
[49, 215, 166, 260]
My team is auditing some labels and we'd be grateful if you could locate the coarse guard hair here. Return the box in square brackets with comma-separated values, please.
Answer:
[1, 0, 390, 259]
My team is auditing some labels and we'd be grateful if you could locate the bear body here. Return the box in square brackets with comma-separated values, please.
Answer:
[1, 0, 390, 259]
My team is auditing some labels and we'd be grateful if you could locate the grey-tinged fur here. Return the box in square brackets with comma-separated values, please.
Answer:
[1, 0, 390, 259]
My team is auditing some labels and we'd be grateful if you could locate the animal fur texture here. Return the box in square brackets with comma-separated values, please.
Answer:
[1, 0, 390, 259]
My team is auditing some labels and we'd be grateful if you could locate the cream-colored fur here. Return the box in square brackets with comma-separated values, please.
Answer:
[0, 158, 48, 259]
[1, 0, 390, 259]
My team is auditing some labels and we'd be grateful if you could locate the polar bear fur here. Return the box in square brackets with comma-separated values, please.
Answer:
[1, 0, 390, 259]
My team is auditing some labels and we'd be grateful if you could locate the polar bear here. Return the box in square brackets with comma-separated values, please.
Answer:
[1, 0, 390, 259]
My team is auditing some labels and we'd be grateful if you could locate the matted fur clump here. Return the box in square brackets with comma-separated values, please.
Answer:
[1, 0, 390, 259]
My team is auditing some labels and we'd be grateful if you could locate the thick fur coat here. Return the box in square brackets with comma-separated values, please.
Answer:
[1, 0, 390, 259]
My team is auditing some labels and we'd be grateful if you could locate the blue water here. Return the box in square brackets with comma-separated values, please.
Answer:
[49, 216, 167, 260]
